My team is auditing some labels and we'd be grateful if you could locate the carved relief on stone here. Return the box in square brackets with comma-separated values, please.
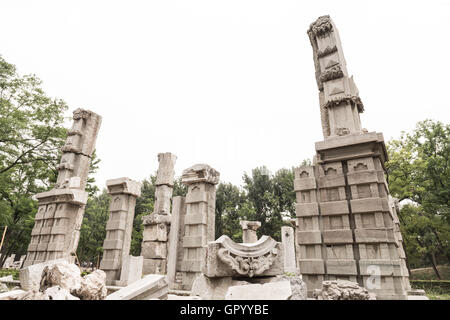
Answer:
[319, 65, 344, 82]
[308, 15, 333, 37]
[202, 235, 284, 278]
[72, 108, 93, 120]
[317, 45, 337, 58]
[217, 247, 278, 277]
[323, 95, 364, 113]
[181, 164, 220, 185]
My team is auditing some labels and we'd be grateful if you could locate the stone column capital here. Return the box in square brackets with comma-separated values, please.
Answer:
[181, 164, 220, 185]
[106, 177, 142, 197]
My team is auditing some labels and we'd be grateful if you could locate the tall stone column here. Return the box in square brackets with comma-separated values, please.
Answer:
[100, 177, 141, 285]
[24, 109, 101, 267]
[180, 164, 219, 290]
[167, 196, 186, 289]
[389, 196, 411, 292]
[295, 16, 410, 299]
[239, 220, 261, 243]
[141, 153, 177, 275]
[294, 165, 326, 296]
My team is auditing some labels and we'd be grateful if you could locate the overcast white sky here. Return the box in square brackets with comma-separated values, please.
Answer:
[2, 0, 450, 188]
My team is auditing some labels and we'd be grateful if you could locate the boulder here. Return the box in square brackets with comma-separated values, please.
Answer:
[18, 290, 46, 300]
[40, 261, 82, 293]
[313, 280, 374, 300]
[19, 258, 68, 291]
[75, 269, 107, 300]
[43, 286, 79, 300]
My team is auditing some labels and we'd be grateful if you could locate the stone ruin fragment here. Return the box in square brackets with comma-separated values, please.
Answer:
[24, 109, 101, 267]
[294, 15, 411, 299]
[313, 279, 375, 300]
[100, 177, 142, 286]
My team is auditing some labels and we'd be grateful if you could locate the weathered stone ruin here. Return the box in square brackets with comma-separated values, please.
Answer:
[2, 15, 422, 301]
[23, 109, 101, 267]
[313, 279, 375, 300]
[294, 15, 411, 299]
[240, 220, 261, 243]
[179, 164, 220, 290]
[141, 152, 177, 275]
[190, 232, 306, 300]
[100, 177, 142, 285]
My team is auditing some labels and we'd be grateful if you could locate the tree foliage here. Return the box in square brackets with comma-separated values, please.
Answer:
[0, 56, 100, 267]
[387, 119, 450, 277]
[0, 56, 68, 266]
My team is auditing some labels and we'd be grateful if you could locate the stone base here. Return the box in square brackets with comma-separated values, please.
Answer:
[191, 274, 250, 300]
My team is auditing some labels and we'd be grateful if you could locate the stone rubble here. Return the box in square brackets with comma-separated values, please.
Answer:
[7, 260, 108, 300]
[313, 280, 375, 300]
[75, 269, 107, 300]
[40, 261, 82, 292]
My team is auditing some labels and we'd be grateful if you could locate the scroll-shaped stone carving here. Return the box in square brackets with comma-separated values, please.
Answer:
[202, 235, 284, 278]
[217, 247, 278, 277]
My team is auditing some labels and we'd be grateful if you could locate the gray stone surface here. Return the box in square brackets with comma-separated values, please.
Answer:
[141, 153, 177, 275]
[106, 274, 168, 300]
[167, 196, 186, 289]
[40, 261, 82, 292]
[191, 274, 250, 300]
[116, 255, 143, 286]
[225, 280, 292, 300]
[180, 164, 219, 290]
[281, 226, 296, 274]
[75, 269, 107, 300]
[0, 289, 26, 300]
[100, 177, 141, 285]
[19, 258, 68, 291]
[43, 286, 79, 300]
[240, 220, 261, 243]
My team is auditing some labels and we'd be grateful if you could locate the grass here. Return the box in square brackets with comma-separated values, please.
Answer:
[424, 287, 450, 300]
[409, 265, 450, 300]
[410, 265, 450, 280]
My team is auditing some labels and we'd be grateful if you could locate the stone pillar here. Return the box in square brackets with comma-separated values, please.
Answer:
[389, 196, 411, 292]
[180, 164, 219, 290]
[167, 196, 186, 289]
[294, 166, 325, 296]
[24, 109, 101, 267]
[100, 177, 141, 285]
[297, 15, 410, 299]
[141, 153, 177, 275]
[281, 226, 297, 274]
[239, 220, 261, 243]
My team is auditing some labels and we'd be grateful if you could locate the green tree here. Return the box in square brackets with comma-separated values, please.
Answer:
[0, 56, 68, 266]
[77, 189, 110, 264]
[242, 166, 296, 241]
[387, 119, 450, 278]
[215, 182, 248, 242]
